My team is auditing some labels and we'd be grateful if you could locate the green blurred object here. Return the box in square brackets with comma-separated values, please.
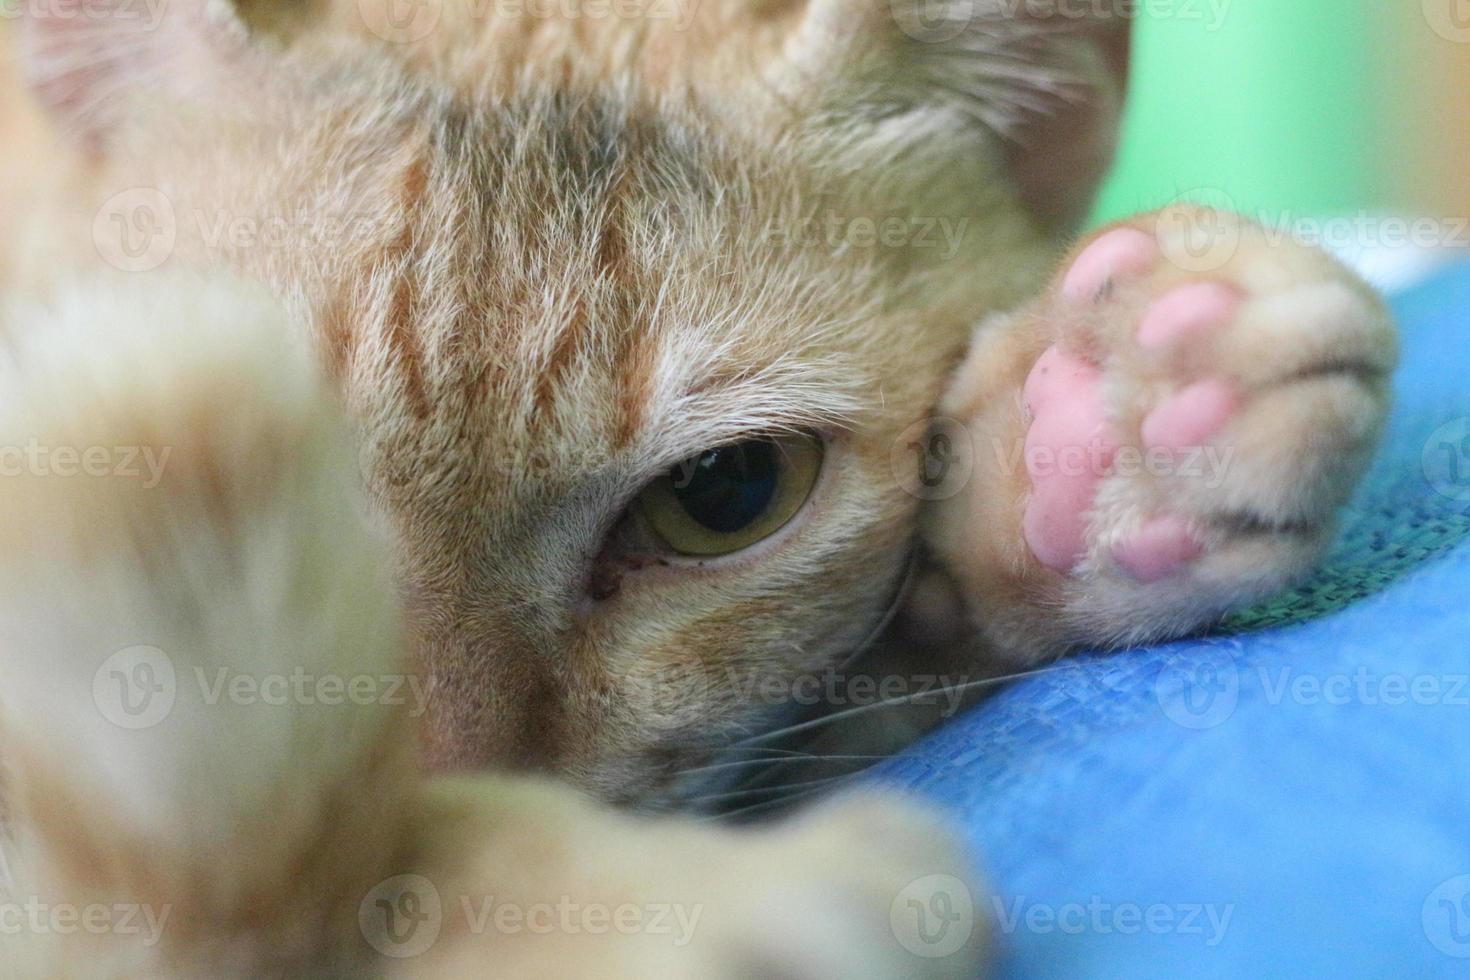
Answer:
[1091, 0, 1388, 228]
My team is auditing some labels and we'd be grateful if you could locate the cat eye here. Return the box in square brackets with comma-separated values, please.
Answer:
[635, 434, 824, 557]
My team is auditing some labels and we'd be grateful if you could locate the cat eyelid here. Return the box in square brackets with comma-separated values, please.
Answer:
[639, 420, 845, 481]
[651, 426, 825, 471]
[634, 371, 864, 470]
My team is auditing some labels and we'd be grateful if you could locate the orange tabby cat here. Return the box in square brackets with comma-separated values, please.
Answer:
[0, 0, 1394, 974]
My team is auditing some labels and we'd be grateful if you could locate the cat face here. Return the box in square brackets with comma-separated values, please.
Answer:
[13, 0, 1127, 807]
[332, 91, 959, 804]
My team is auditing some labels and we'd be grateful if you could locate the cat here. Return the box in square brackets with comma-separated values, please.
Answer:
[0, 0, 1395, 973]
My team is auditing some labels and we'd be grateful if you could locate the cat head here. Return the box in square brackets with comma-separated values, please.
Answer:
[15, 0, 1129, 807]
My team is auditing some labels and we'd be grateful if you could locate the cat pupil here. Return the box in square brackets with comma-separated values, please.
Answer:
[671, 441, 779, 534]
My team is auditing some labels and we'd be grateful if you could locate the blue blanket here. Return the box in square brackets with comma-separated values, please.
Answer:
[874, 261, 1470, 978]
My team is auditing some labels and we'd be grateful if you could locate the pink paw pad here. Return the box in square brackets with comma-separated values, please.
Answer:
[1137, 282, 1242, 350]
[1141, 379, 1239, 452]
[1023, 343, 1100, 417]
[1021, 345, 1117, 573]
[1062, 227, 1160, 303]
[1113, 515, 1204, 583]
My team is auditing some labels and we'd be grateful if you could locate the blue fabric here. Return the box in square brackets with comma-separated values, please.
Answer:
[873, 261, 1470, 978]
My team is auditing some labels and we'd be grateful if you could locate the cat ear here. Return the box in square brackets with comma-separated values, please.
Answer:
[16, 0, 254, 147]
[774, 0, 1131, 234]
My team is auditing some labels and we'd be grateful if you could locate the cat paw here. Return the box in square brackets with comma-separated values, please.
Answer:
[711, 794, 988, 979]
[462, 791, 989, 980]
[929, 207, 1397, 655]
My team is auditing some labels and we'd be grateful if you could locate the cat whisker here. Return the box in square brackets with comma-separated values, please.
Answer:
[830, 547, 918, 673]
[684, 775, 854, 808]
[701, 782, 854, 824]
[726, 662, 1074, 749]
[701, 746, 834, 757]
[675, 754, 886, 780]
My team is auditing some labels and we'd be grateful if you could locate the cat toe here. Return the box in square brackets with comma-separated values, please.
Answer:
[1135, 281, 1241, 349]
[1020, 344, 1115, 572]
[1140, 379, 1240, 452]
[1111, 514, 1204, 583]
[1061, 226, 1159, 302]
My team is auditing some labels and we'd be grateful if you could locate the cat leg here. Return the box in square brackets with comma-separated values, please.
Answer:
[924, 206, 1397, 662]
[0, 271, 419, 976]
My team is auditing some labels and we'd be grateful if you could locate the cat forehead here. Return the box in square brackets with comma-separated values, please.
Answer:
[321, 91, 885, 470]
